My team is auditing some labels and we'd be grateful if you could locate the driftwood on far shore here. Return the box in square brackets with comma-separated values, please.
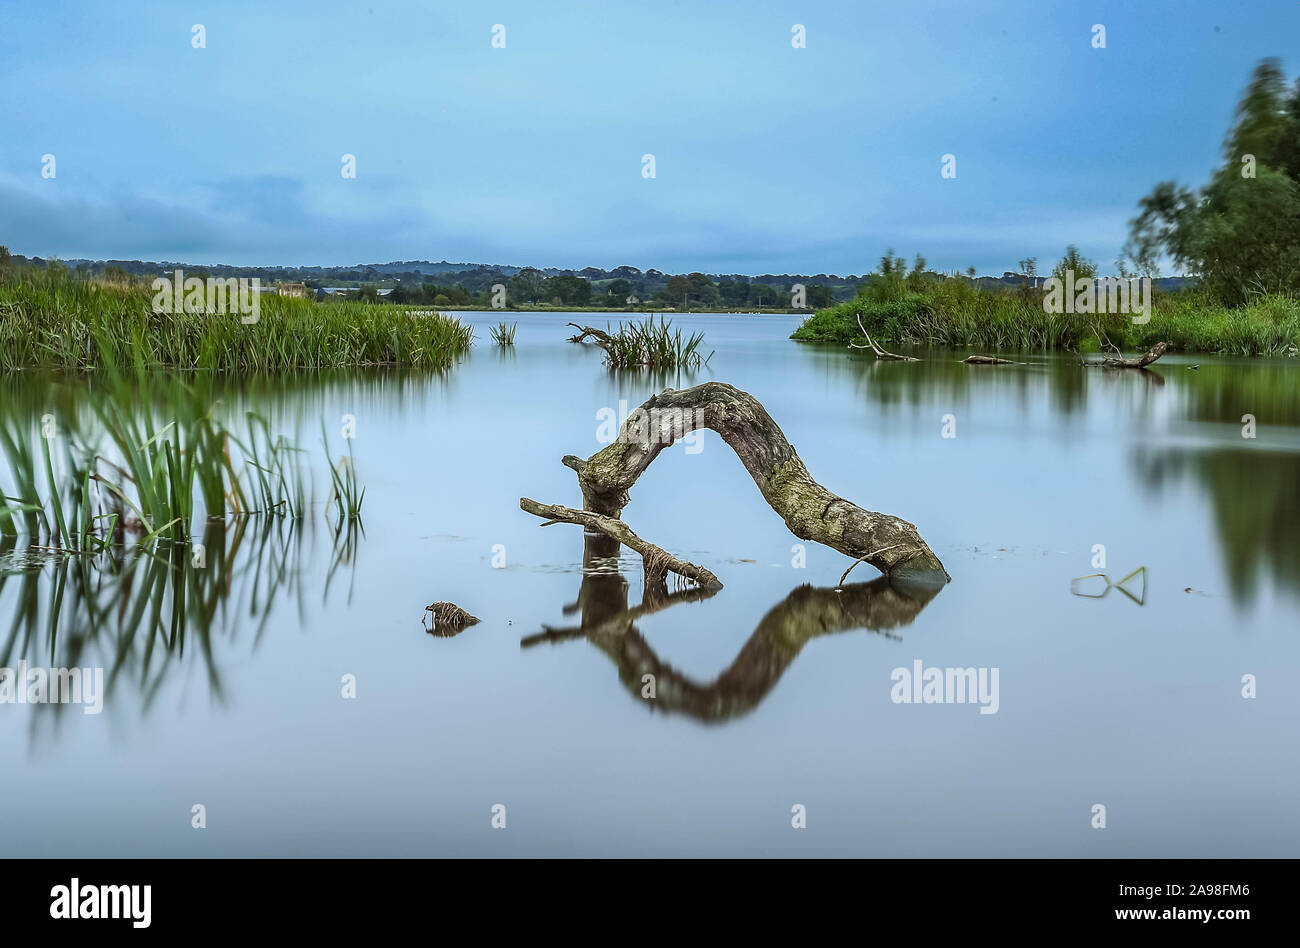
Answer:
[1089, 341, 1170, 369]
[848, 313, 919, 361]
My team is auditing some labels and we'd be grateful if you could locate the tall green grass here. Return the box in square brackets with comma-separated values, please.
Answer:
[598, 316, 712, 369]
[792, 280, 1300, 357]
[0, 266, 474, 370]
[0, 372, 364, 551]
[489, 321, 517, 346]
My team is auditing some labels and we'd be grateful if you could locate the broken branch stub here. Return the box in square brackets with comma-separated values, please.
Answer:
[520, 498, 722, 590]
[556, 381, 948, 583]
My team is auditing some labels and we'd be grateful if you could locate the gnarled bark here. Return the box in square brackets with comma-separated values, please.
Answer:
[552, 381, 948, 583]
[567, 323, 614, 346]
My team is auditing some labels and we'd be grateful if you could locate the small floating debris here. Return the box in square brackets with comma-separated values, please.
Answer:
[423, 601, 480, 637]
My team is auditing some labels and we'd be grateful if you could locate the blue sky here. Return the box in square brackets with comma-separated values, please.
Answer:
[1, 0, 1298, 275]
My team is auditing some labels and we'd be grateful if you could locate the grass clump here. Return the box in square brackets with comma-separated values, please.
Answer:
[0, 371, 365, 551]
[792, 276, 1300, 356]
[0, 265, 474, 370]
[598, 316, 712, 369]
[489, 321, 517, 346]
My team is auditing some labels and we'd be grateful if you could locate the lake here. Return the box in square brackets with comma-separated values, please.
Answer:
[2, 312, 1297, 857]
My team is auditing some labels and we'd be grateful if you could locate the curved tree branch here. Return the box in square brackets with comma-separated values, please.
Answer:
[552, 381, 948, 583]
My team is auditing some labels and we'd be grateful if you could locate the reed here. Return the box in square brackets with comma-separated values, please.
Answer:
[600, 316, 711, 369]
[0, 372, 363, 550]
[0, 266, 474, 370]
[489, 321, 518, 346]
[792, 283, 1300, 356]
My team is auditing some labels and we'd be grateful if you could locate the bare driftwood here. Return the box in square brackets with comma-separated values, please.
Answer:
[1091, 341, 1170, 369]
[848, 313, 919, 361]
[548, 381, 948, 583]
[963, 354, 1018, 365]
[567, 323, 614, 346]
[1104, 341, 1169, 367]
[519, 498, 723, 590]
[424, 601, 480, 636]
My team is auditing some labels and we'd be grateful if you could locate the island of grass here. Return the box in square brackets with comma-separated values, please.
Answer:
[0, 265, 473, 371]
[790, 274, 1300, 358]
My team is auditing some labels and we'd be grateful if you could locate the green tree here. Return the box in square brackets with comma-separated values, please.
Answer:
[1051, 246, 1096, 282]
[666, 274, 692, 304]
[1128, 58, 1300, 302]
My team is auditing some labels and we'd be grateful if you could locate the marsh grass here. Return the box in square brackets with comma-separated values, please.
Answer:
[0, 371, 365, 551]
[792, 281, 1300, 357]
[321, 422, 365, 526]
[0, 266, 474, 370]
[489, 321, 517, 346]
[599, 316, 712, 369]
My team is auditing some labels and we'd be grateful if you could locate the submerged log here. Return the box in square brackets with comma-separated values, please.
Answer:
[848, 313, 919, 361]
[548, 381, 948, 583]
[519, 498, 723, 590]
[424, 601, 480, 636]
[963, 354, 1018, 365]
[1098, 341, 1169, 369]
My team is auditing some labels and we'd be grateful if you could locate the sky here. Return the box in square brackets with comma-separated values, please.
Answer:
[1, 0, 1298, 276]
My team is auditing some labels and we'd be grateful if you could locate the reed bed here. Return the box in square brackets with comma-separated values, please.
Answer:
[0, 372, 364, 552]
[600, 316, 711, 369]
[792, 283, 1300, 356]
[0, 267, 473, 370]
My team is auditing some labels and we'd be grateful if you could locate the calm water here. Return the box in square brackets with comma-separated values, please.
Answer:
[2, 313, 1297, 856]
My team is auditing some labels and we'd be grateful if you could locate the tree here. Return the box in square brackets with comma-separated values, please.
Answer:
[1018, 257, 1038, 285]
[1127, 58, 1300, 302]
[806, 284, 835, 308]
[666, 274, 692, 304]
[1051, 246, 1096, 282]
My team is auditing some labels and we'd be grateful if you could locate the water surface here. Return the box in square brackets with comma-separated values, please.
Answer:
[2, 313, 1297, 856]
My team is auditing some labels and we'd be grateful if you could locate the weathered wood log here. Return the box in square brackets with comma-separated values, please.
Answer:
[424, 601, 480, 636]
[552, 381, 948, 583]
[848, 313, 919, 361]
[1098, 341, 1169, 368]
[519, 497, 723, 590]
[566, 323, 614, 346]
[963, 354, 1018, 365]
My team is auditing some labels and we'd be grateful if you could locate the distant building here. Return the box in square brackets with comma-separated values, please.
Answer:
[276, 282, 310, 299]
